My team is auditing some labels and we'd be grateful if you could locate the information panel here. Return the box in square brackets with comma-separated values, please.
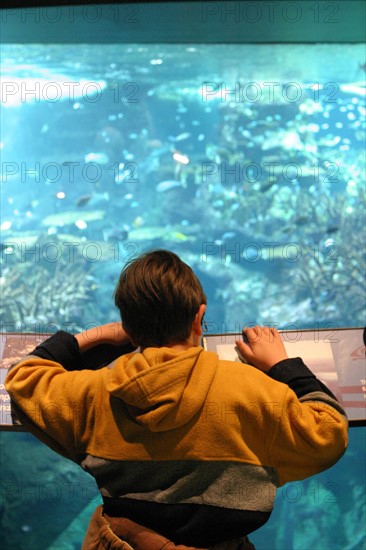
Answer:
[0, 333, 45, 428]
[0, 332, 135, 428]
[1, 329, 365, 427]
[204, 328, 366, 422]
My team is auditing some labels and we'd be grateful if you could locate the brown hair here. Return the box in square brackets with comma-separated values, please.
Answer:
[114, 250, 207, 347]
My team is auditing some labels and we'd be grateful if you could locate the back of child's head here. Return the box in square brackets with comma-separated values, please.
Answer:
[114, 249, 207, 347]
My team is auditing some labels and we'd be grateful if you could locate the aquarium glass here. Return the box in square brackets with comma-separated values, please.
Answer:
[1, 3, 366, 550]
[0, 426, 364, 549]
[1, 41, 365, 334]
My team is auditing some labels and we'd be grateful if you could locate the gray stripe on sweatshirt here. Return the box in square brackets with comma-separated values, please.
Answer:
[299, 391, 348, 421]
[81, 457, 278, 512]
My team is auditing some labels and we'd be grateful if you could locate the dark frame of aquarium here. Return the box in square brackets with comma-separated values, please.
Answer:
[1, 0, 365, 44]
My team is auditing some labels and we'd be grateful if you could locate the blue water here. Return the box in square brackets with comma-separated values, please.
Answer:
[1, 43, 365, 333]
[0, 41, 365, 549]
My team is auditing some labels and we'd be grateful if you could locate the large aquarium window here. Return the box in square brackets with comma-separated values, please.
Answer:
[1, 40, 365, 333]
[0, 3, 366, 550]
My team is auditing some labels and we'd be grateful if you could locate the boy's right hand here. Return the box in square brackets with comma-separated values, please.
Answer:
[235, 326, 288, 372]
[75, 322, 131, 352]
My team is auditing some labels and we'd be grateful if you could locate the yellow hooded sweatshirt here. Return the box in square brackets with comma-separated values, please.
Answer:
[5, 332, 348, 546]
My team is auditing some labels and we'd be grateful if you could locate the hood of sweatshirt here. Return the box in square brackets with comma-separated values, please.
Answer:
[106, 346, 218, 432]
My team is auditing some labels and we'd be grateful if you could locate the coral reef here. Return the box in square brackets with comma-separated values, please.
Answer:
[0, 237, 96, 332]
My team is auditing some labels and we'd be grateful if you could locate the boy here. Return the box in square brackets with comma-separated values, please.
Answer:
[6, 250, 348, 549]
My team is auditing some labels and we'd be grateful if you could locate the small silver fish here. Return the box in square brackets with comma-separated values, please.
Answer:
[84, 152, 110, 165]
[156, 180, 185, 192]
[168, 132, 191, 143]
[76, 192, 110, 207]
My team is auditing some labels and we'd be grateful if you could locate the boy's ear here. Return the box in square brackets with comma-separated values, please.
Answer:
[193, 304, 207, 334]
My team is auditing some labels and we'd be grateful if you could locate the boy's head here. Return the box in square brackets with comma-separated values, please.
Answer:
[114, 250, 207, 348]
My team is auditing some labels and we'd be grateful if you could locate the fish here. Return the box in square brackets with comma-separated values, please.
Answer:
[103, 227, 129, 242]
[0, 220, 12, 230]
[340, 82, 366, 96]
[319, 135, 341, 147]
[173, 151, 190, 165]
[166, 231, 190, 242]
[156, 180, 186, 192]
[127, 226, 193, 243]
[76, 195, 93, 207]
[0, 242, 19, 253]
[168, 132, 191, 142]
[147, 139, 163, 148]
[76, 192, 110, 207]
[132, 216, 145, 228]
[326, 225, 340, 234]
[138, 145, 173, 175]
[260, 181, 277, 193]
[42, 210, 105, 227]
[128, 227, 168, 241]
[293, 215, 310, 226]
[84, 152, 110, 165]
